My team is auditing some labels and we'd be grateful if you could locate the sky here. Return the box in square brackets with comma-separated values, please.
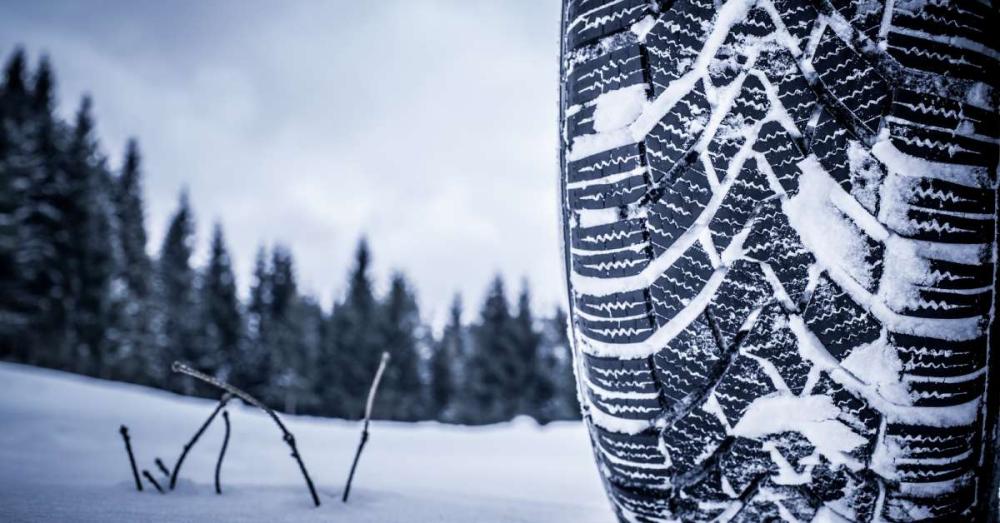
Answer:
[0, 1, 566, 325]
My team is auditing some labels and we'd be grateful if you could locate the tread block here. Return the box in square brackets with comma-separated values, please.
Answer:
[809, 464, 880, 521]
[906, 373, 985, 407]
[708, 7, 776, 86]
[926, 258, 994, 291]
[661, 408, 728, 473]
[647, 161, 713, 256]
[712, 355, 776, 423]
[759, 48, 817, 134]
[743, 199, 815, 304]
[742, 306, 812, 395]
[885, 421, 977, 462]
[731, 481, 819, 523]
[576, 287, 652, 320]
[649, 242, 715, 326]
[567, 103, 596, 140]
[568, 43, 647, 107]
[830, 0, 884, 40]
[891, 0, 998, 52]
[812, 28, 890, 134]
[897, 205, 996, 244]
[674, 467, 733, 522]
[883, 477, 975, 521]
[704, 259, 771, 345]
[888, 120, 999, 171]
[708, 158, 772, 252]
[812, 374, 881, 460]
[573, 247, 651, 278]
[573, 217, 648, 252]
[644, 81, 711, 183]
[566, 0, 652, 49]
[607, 482, 674, 523]
[886, 30, 997, 86]
[771, 0, 818, 48]
[902, 287, 992, 319]
[568, 142, 645, 184]
[652, 318, 723, 408]
[811, 110, 854, 191]
[706, 75, 771, 177]
[803, 276, 881, 361]
[889, 332, 987, 378]
[594, 426, 668, 466]
[645, 0, 715, 96]
[584, 353, 660, 395]
[587, 382, 663, 422]
[569, 172, 647, 209]
[899, 176, 997, 216]
[891, 88, 998, 139]
[755, 121, 806, 195]
[579, 314, 656, 343]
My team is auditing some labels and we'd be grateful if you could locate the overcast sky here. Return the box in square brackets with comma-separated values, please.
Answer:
[0, 1, 565, 324]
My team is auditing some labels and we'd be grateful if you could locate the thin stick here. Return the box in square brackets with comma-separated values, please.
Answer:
[143, 470, 165, 493]
[215, 410, 231, 495]
[343, 351, 390, 503]
[172, 362, 321, 507]
[155, 458, 170, 478]
[119, 425, 143, 491]
[169, 393, 232, 490]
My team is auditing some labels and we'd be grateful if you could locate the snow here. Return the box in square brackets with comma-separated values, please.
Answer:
[592, 85, 648, 134]
[731, 395, 867, 469]
[0, 362, 613, 522]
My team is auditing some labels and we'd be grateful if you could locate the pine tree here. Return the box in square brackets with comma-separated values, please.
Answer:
[430, 294, 464, 421]
[155, 191, 199, 392]
[534, 307, 580, 422]
[511, 281, 541, 417]
[462, 276, 519, 424]
[375, 272, 424, 421]
[322, 238, 382, 419]
[198, 223, 243, 382]
[0, 48, 33, 356]
[267, 245, 312, 413]
[113, 139, 154, 383]
[66, 96, 121, 377]
[237, 245, 272, 396]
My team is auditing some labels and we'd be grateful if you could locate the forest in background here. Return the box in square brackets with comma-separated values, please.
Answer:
[0, 48, 580, 424]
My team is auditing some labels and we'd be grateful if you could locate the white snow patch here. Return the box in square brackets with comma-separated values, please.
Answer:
[630, 15, 657, 42]
[0, 363, 612, 522]
[732, 395, 866, 468]
[840, 335, 911, 405]
[592, 85, 649, 134]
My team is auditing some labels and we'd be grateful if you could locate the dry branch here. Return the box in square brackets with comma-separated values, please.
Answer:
[169, 393, 232, 490]
[172, 362, 321, 507]
[215, 410, 231, 495]
[343, 351, 390, 503]
[155, 458, 170, 478]
[143, 469, 165, 493]
[119, 425, 142, 491]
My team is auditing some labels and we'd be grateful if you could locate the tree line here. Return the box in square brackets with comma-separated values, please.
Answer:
[0, 48, 580, 424]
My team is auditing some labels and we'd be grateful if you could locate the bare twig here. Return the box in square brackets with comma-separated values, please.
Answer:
[155, 458, 170, 478]
[215, 410, 231, 495]
[172, 362, 321, 507]
[143, 470, 165, 493]
[169, 392, 232, 490]
[343, 351, 390, 503]
[119, 425, 143, 491]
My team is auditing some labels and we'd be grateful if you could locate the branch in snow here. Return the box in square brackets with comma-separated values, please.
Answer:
[143, 470, 165, 493]
[171, 362, 321, 507]
[118, 425, 142, 492]
[343, 351, 390, 503]
[215, 410, 230, 495]
[154, 458, 169, 478]
[169, 392, 233, 490]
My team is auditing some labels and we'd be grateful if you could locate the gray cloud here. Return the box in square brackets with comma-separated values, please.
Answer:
[0, 0, 566, 324]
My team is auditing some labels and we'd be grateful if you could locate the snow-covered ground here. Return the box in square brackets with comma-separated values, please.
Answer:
[0, 362, 613, 522]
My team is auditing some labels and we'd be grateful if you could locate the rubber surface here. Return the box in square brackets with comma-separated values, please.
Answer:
[558, 0, 999, 521]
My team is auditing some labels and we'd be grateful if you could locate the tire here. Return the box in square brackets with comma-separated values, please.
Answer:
[557, 1, 999, 521]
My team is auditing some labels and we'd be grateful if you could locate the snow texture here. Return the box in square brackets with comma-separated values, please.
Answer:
[0, 363, 612, 522]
